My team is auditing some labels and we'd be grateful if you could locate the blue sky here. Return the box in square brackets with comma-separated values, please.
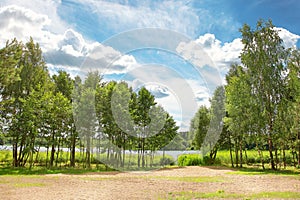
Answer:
[1, 0, 300, 131]
[56, 0, 300, 43]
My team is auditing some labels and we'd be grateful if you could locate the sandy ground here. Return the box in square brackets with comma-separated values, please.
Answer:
[0, 166, 299, 200]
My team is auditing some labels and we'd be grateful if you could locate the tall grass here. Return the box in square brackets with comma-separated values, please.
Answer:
[177, 150, 296, 168]
[0, 150, 175, 172]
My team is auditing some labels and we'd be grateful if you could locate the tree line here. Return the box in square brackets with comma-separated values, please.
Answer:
[0, 38, 178, 169]
[190, 20, 300, 169]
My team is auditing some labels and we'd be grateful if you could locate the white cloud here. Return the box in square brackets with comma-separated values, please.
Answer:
[177, 27, 300, 77]
[59, 29, 88, 56]
[76, 0, 200, 37]
[176, 33, 243, 85]
[275, 27, 300, 49]
[176, 40, 215, 68]
[0, 4, 138, 76]
[194, 33, 243, 70]
[0, 5, 54, 48]
[47, 63, 82, 78]
[1, 0, 67, 33]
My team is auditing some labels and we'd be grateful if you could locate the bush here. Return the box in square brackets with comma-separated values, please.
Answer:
[178, 154, 202, 166]
[247, 157, 256, 164]
[159, 157, 175, 166]
[203, 156, 221, 165]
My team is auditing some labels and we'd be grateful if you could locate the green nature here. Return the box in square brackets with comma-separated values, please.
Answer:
[0, 19, 299, 175]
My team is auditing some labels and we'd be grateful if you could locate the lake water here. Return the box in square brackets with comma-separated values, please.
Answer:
[0, 145, 201, 161]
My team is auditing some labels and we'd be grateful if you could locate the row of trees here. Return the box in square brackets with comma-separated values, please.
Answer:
[0, 38, 178, 169]
[190, 20, 300, 169]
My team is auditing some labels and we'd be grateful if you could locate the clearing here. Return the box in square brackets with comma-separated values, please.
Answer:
[0, 166, 299, 199]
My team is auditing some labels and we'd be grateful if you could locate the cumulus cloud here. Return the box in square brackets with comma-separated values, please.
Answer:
[2, 0, 67, 32]
[0, 4, 139, 76]
[275, 27, 300, 49]
[176, 28, 300, 79]
[0, 5, 55, 48]
[176, 40, 215, 68]
[194, 33, 243, 70]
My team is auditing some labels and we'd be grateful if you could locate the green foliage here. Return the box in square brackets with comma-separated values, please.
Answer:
[220, 19, 300, 169]
[190, 106, 210, 150]
[159, 157, 175, 166]
[177, 154, 202, 166]
[0, 39, 22, 91]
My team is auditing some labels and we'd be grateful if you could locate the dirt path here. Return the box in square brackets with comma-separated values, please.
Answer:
[0, 166, 299, 199]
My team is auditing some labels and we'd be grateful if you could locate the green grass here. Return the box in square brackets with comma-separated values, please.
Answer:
[0, 165, 115, 175]
[0, 149, 175, 173]
[1, 149, 299, 174]
[216, 150, 295, 167]
[13, 182, 46, 188]
[251, 191, 300, 199]
[227, 166, 300, 176]
[161, 190, 243, 200]
[161, 190, 300, 199]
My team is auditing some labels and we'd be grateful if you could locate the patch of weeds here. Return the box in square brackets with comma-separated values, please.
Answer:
[250, 191, 300, 199]
[162, 190, 244, 199]
[226, 171, 267, 175]
[162, 191, 300, 199]
[13, 183, 46, 188]
[226, 167, 300, 176]
[0, 179, 9, 184]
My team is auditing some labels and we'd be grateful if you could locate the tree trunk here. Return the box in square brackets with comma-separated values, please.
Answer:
[138, 139, 141, 168]
[50, 132, 55, 167]
[282, 148, 286, 169]
[298, 130, 300, 168]
[122, 138, 126, 168]
[86, 136, 91, 168]
[268, 136, 276, 170]
[275, 149, 278, 169]
[258, 149, 265, 170]
[239, 140, 243, 167]
[234, 139, 239, 167]
[244, 148, 248, 165]
[13, 141, 18, 167]
[142, 138, 145, 168]
[70, 134, 76, 167]
[55, 138, 61, 167]
[46, 146, 49, 167]
[228, 133, 234, 168]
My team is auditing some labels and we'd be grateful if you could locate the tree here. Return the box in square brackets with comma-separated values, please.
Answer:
[190, 105, 210, 151]
[133, 87, 156, 168]
[42, 91, 71, 167]
[74, 71, 101, 168]
[240, 20, 288, 170]
[95, 80, 119, 166]
[204, 86, 226, 162]
[0, 39, 22, 93]
[286, 50, 300, 167]
[1, 38, 51, 167]
[53, 70, 76, 167]
[224, 64, 258, 167]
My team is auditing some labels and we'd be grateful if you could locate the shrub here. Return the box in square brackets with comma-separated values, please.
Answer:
[159, 157, 175, 166]
[203, 156, 221, 165]
[178, 154, 202, 166]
